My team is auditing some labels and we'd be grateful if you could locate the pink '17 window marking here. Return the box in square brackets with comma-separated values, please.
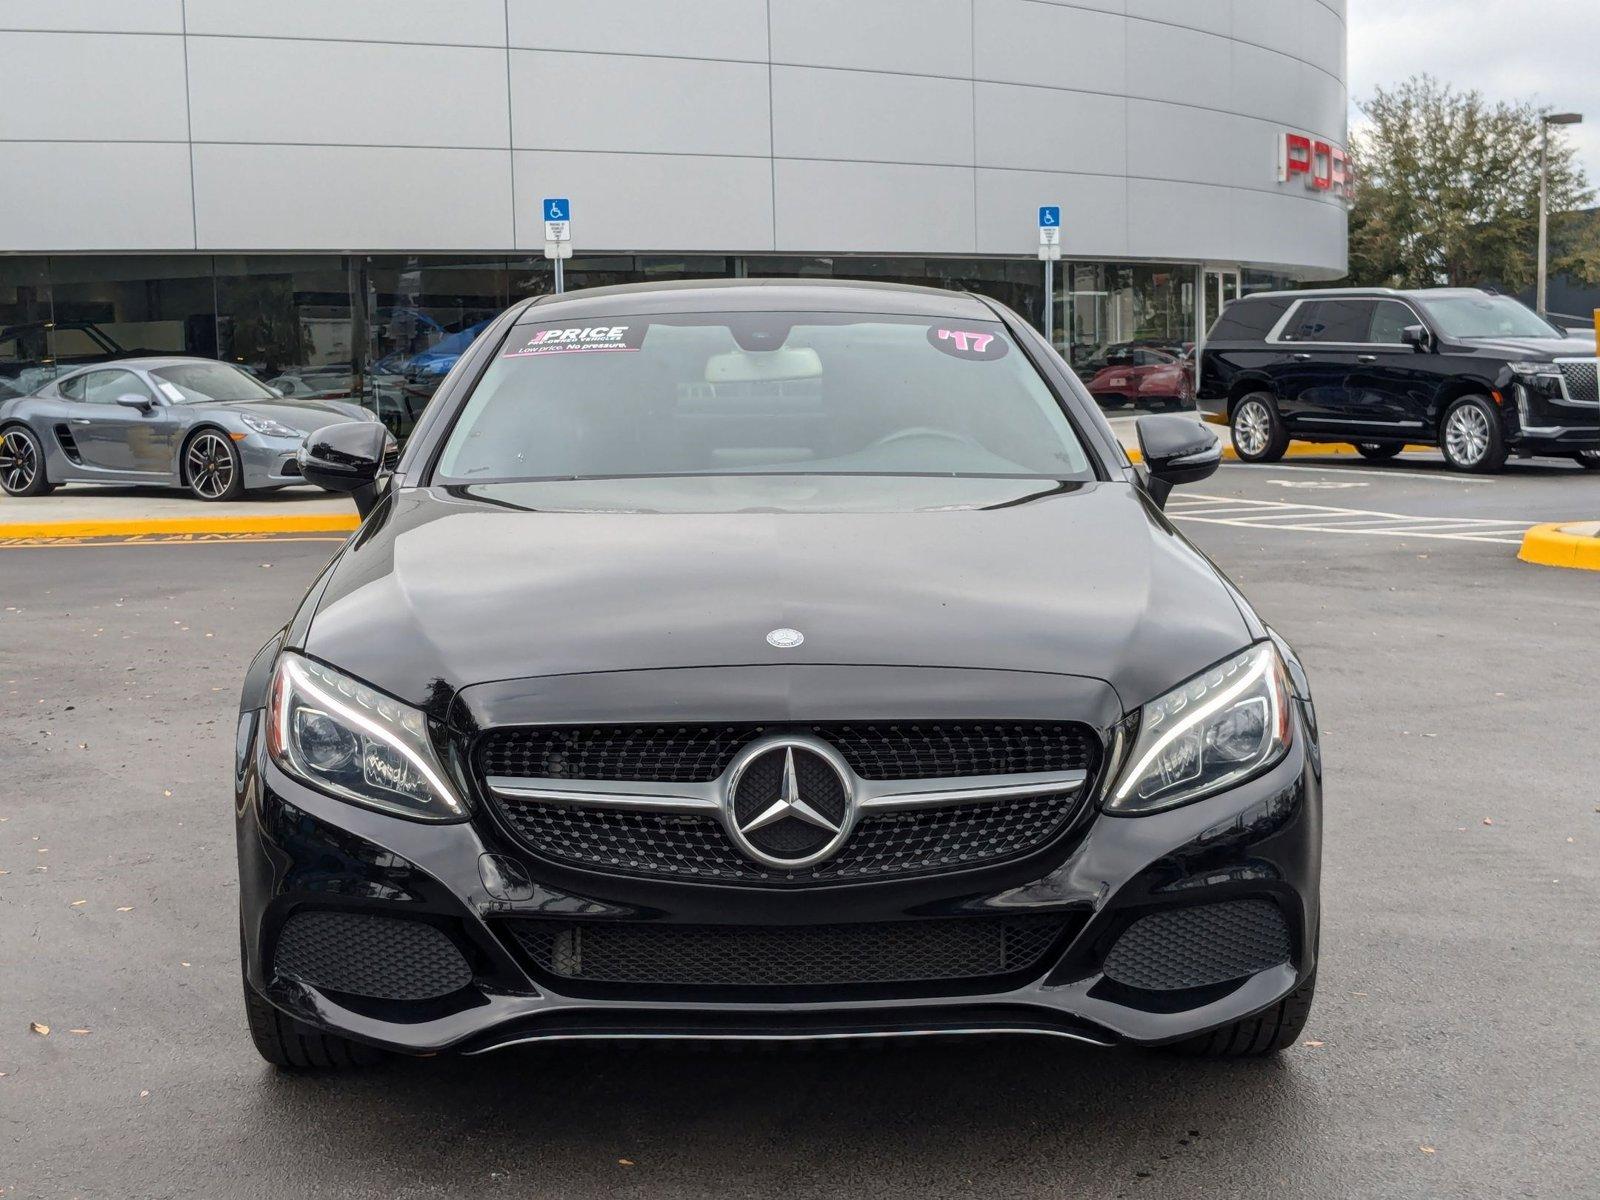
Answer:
[937, 329, 995, 353]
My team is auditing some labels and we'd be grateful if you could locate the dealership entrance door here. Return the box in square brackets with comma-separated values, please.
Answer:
[1196, 266, 1241, 392]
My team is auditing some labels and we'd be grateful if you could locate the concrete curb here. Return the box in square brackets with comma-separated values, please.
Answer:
[1518, 521, 1600, 572]
[0, 441, 1428, 539]
[0, 513, 360, 540]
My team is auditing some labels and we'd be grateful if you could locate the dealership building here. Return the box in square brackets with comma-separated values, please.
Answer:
[0, 0, 1348, 425]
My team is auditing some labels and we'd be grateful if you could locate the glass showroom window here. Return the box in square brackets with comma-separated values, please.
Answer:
[359, 256, 511, 438]
[47, 255, 217, 371]
[213, 254, 352, 405]
[0, 256, 52, 399]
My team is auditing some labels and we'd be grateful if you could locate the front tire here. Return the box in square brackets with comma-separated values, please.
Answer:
[243, 982, 382, 1070]
[0, 424, 55, 496]
[183, 429, 246, 501]
[1166, 970, 1317, 1058]
[1439, 396, 1507, 473]
[1355, 442, 1403, 462]
[1230, 393, 1290, 463]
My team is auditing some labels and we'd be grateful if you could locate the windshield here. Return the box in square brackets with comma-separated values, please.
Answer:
[1420, 295, 1562, 340]
[153, 361, 278, 403]
[436, 312, 1094, 482]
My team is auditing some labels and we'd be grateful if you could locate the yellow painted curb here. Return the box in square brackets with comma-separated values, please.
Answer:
[1125, 441, 1429, 465]
[1518, 522, 1600, 571]
[0, 513, 360, 540]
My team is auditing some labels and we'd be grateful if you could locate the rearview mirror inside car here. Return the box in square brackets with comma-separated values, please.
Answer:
[1401, 324, 1432, 352]
[298, 421, 392, 517]
[1136, 414, 1221, 508]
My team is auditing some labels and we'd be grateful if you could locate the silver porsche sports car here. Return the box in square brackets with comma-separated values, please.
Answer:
[0, 357, 381, 501]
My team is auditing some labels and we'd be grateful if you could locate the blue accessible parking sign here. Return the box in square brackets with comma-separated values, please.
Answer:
[1038, 206, 1060, 228]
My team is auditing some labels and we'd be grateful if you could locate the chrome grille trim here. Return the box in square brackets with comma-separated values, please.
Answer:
[483, 768, 1088, 813]
[1554, 357, 1600, 406]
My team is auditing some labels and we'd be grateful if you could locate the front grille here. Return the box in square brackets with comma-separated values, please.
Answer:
[495, 791, 1081, 884]
[1558, 359, 1600, 405]
[1100, 899, 1291, 992]
[478, 722, 1097, 784]
[506, 916, 1067, 988]
[272, 910, 473, 1001]
[481, 722, 1099, 884]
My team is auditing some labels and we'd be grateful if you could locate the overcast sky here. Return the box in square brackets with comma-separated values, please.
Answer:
[1348, 0, 1600, 187]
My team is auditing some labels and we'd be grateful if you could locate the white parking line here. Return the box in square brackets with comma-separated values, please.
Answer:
[1219, 461, 1494, 484]
[1168, 492, 1531, 545]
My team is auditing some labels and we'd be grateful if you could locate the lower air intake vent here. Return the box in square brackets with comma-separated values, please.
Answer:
[273, 911, 472, 1001]
[1100, 899, 1290, 991]
[507, 916, 1067, 989]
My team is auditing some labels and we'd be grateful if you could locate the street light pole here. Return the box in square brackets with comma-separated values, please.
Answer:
[1537, 112, 1583, 318]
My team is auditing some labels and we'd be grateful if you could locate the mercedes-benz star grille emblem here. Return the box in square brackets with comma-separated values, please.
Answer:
[766, 627, 804, 649]
[725, 739, 853, 869]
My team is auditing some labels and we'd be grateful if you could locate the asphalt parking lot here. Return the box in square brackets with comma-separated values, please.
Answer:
[2, 455, 1597, 1199]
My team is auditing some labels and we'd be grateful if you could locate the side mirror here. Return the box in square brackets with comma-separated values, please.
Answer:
[298, 421, 392, 517]
[1136, 414, 1221, 509]
[1401, 324, 1432, 352]
[115, 393, 155, 413]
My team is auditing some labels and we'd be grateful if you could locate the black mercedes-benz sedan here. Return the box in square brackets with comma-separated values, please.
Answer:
[236, 279, 1322, 1069]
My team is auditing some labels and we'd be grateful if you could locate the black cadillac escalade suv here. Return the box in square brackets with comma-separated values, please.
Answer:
[1197, 287, 1600, 473]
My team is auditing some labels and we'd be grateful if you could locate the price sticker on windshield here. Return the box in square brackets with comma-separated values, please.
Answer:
[927, 326, 1009, 361]
[504, 324, 647, 357]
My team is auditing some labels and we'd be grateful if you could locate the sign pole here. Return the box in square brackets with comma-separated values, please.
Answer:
[542, 197, 572, 295]
[1037, 205, 1061, 353]
[1044, 257, 1054, 347]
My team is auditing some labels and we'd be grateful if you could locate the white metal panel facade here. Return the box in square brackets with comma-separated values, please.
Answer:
[0, 0, 1348, 273]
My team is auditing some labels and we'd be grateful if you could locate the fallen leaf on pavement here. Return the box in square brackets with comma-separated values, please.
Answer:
[618, 1159, 634, 1167]
[116, 906, 133, 913]
[1419, 1146, 1436, 1155]
[69, 1028, 90, 1036]
[69, 900, 86, 907]
[1482, 818, 1494, 826]
[1302, 1039, 1324, 1048]
[29, 1022, 48, 1036]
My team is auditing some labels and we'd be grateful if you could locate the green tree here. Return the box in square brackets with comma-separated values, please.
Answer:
[1345, 75, 1600, 291]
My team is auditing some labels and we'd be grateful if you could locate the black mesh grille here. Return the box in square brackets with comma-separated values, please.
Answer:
[1558, 359, 1599, 405]
[272, 911, 473, 1001]
[506, 916, 1066, 988]
[478, 722, 1097, 784]
[1100, 899, 1291, 991]
[494, 791, 1081, 885]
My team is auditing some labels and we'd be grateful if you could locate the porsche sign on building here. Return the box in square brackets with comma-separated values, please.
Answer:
[0, 0, 1348, 425]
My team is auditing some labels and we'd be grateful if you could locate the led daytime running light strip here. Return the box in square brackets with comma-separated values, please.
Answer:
[1113, 646, 1278, 803]
[276, 655, 463, 815]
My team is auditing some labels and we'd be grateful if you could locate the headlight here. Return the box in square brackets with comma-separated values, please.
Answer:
[266, 653, 465, 821]
[240, 413, 303, 437]
[1108, 643, 1292, 814]
[1507, 362, 1564, 399]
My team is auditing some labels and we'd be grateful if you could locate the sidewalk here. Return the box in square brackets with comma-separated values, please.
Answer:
[0, 484, 359, 539]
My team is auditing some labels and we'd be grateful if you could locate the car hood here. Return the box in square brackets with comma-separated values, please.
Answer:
[1457, 335, 1596, 360]
[209, 398, 370, 428]
[304, 476, 1253, 713]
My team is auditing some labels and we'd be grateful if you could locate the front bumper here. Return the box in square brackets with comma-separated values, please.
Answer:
[236, 703, 1322, 1055]
[238, 436, 307, 490]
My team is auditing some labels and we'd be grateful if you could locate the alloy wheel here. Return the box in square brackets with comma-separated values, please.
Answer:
[1234, 400, 1270, 457]
[1444, 405, 1490, 467]
[186, 432, 237, 499]
[0, 429, 38, 493]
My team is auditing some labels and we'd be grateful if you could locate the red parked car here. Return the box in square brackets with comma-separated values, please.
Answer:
[1080, 343, 1194, 410]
